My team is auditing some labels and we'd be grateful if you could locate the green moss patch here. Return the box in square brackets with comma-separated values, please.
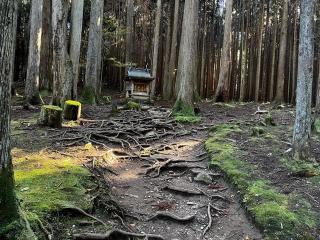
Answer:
[125, 101, 141, 110]
[173, 100, 201, 124]
[205, 124, 318, 239]
[174, 115, 201, 124]
[42, 105, 63, 112]
[13, 149, 93, 217]
[251, 127, 265, 137]
[64, 100, 81, 121]
[65, 100, 81, 107]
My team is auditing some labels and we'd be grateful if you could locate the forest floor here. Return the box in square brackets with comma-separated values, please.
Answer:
[10, 93, 320, 240]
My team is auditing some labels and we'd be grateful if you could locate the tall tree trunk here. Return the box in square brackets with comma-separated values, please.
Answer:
[291, 6, 298, 104]
[274, 0, 289, 103]
[169, 0, 180, 99]
[269, 15, 278, 101]
[39, 0, 52, 91]
[316, 58, 320, 113]
[162, 3, 172, 100]
[200, 3, 208, 98]
[0, 1, 36, 238]
[70, 0, 84, 99]
[125, 0, 134, 67]
[25, 0, 43, 104]
[52, 0, 67, 106]
[254, 0, 265, 102]
[85, 0, 104, 97]
[214, 0, 233, 102]
[174, 0, 199, 112]
[292, 0, 315, 161]
[151, 0, 162, 98]
[239, 0, 247, 102]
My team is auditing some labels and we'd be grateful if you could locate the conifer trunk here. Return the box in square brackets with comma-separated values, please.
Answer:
[70, 0, 84, 99]
[25, 0, 43, 104]
[151, 0, 162, 97]
[85, 0, 104, 96]
[52, 0, 68, 106]
[214, 0, 233, 102]
[274, 0, 289, 103]
[174, 0, 199, 112]
[0, 1, 36, 238]
[292, 0, 315, 161]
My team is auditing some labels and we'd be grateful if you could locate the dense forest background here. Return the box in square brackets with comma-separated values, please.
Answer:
[14, 0, 320, 104]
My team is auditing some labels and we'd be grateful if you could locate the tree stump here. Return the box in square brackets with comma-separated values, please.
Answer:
[39, 105, 63, 128]
[64, 100, 81, 121]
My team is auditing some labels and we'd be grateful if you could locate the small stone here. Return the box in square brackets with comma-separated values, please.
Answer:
[194, 172, 213, 184]
[21, 187, 30, 192]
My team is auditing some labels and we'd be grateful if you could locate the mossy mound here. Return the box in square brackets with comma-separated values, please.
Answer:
[101, 96, 112, 105]
[64, 100, 81, 121]
[205, 124, 318, 239]
[125, 101, 141, 110]
[13, 149, 93, 217]
[80, 86, 96, 105]
[251, 127, 265, 137]
[173, 100, 201, 124]
[265, 114, 276, 126]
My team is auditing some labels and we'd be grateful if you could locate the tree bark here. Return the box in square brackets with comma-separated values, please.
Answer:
[239, 0, 247, 102]
[39, 0, 52, 91]
[70, 0, 84, 99]
[85, 0, 104, 96]
[125, 0, 134, 68]
[274, 0, 289, 103]
[169, 0, 180, 99]
[162, 3, 172, 100]
[254, 0, 264, 102]
[291, 6, 298, 104]
[174, 0, 199, 111]
[292, 0, 315, 161]
[52, 0, 68, 106]
[316, 57, 320, 113]
[0, 1, 36, 238]
[151, 0, 162, 98]
[25, 0, 43, 104]
[269, 15, 278, 101]
[214, 0, 233, 102]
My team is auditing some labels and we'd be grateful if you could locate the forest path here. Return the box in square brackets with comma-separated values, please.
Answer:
[101, 107, 262, 240]
[10, 100, 262, 240]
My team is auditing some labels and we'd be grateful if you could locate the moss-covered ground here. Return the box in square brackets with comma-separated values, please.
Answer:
[205, 123, 319, 240]
[13, 149, 93, 216]
[173, 100, 201, 124]
[11, 147, 97, 239]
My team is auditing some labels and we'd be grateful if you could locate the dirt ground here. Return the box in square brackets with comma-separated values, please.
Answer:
[10, 95, 320, 240]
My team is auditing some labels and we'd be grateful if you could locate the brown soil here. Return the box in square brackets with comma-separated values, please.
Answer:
[10, 96, 320, 240]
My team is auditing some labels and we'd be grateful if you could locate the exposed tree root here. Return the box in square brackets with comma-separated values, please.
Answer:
[73, 229, 165, 240]
[61, 206, 107, 227]
[144, 159, 173, 177]
[163, 186, 203, 195]
[254, 106, 269, 115]
[54, 108, 189, 149]
[147, 211, 196, 222]
[202, 204, 213, 238]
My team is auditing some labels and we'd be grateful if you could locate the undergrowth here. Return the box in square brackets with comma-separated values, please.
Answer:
[205, 124, 318, 239]
[125, 101, 141, 110]
[80, 86, 96, 105]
